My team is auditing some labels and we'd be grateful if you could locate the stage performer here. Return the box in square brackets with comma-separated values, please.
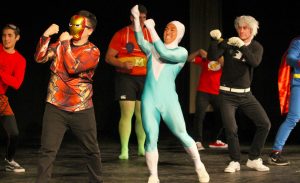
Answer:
[0, 24, 26, 173]
[34, 10, 103, 183]
[105, 4, 150, 160]
[268, 37, 300, 166]
[207, 15, 271, 173]
[131, 5, 209, 183]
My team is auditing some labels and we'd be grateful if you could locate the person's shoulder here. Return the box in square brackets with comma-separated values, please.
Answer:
[291, 36, 300, 43]
[14, 50, 26, 63]
[292, 36, 300, 40]
[251, 39, 263, 48]
[177, 46, 188, 55]
[116, 26, 129, 33]
[87, 42, 100, 54]
[178, 46, 188, 51]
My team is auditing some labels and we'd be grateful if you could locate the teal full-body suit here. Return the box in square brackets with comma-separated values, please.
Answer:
[135, 31, 195, 152]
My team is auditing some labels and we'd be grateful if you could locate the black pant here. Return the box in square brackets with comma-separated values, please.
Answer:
[193, 91, 224, 143]
[219, 91, 271, 161]
[1, 115, 19, 161]
[36, 103, 103, 183]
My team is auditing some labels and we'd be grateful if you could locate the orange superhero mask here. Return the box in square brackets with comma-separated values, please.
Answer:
[69, 15, 87, 41]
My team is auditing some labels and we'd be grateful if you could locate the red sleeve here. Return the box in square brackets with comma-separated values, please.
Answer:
[34, 36, 52, 63]
[0, 56, 26, 90]
[61, 41, 100, 75]
[194, 56, 207, 65]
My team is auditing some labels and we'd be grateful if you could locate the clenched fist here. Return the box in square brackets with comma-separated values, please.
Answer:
[227, 37, 245, 48]
[210, 29, 222, 40]
[43, 24, 59, 37]
[131, 5, 140, 19]
[144, 19, 155, 30]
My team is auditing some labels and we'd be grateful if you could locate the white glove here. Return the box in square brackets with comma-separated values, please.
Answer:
[131, 5, 141, 32]
[144, 19, 159, 42]
[131, 5, 140, 19]
[227, 37, 245, 48]
[144, 19, 155, 30]
[210, 29, 222, 40]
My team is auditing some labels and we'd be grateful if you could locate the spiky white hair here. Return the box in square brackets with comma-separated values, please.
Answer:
[234, 15, 259, 38]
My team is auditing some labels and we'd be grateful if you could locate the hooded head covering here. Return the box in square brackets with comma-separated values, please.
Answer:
[165, 20, 185, 49]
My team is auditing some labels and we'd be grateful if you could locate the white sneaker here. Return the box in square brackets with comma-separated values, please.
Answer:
[246, 158, 270, 171]
[195, 142, 205, 151]
[148, 175, 160, 183]
[4, 158, 25, 173]
[196, 164, 210, 183]
[224, 161, 240, 173]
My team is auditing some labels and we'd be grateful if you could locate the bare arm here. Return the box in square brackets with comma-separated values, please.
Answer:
[187, 49, 207, 62]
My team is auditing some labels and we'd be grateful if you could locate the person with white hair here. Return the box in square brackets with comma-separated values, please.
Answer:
[207, 15, 271, 173]
[131, 4, 209, 183]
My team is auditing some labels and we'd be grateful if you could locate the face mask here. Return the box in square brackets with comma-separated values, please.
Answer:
[69, 15, 87, 41]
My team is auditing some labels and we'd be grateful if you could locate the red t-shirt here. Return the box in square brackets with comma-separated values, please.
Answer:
[194, 56, 222, 95]
[0, 44, 26, 94]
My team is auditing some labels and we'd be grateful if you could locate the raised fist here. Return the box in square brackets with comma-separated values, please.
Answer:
[43, 24, 59, 37]
[227, 37, 245, 48]
[131, 5, 140, 19]
[144, 19, 155, 30]
[210, 29, 222, 40]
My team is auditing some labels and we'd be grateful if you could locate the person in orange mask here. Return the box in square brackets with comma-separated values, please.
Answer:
[34, 10, 103, 183]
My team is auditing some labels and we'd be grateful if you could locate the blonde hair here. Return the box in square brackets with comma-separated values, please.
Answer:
[234, 15, 259, 37]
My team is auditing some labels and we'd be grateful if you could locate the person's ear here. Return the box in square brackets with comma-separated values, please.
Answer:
[16, 35, 20, 41]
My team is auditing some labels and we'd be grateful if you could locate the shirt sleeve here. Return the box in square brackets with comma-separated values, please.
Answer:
[0, 56, 26, 90]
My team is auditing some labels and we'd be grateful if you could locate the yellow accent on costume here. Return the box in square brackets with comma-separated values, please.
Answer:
[118, 57, 147, 67]
[293, 74, 300, 78]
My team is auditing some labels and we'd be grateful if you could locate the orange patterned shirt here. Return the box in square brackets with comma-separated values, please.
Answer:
[34, 36, 100, 112]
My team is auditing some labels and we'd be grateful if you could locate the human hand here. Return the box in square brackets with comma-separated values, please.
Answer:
[210, 29, 222, 40]
[59, 31, 73, 41]
[227, 37, 245, 48]
[198, 49, 207, 58]
[131, 5, 140, 19]
[144, 19, 155, 30]
[123, 61, 134, 69]
[43, 24, 59, 37]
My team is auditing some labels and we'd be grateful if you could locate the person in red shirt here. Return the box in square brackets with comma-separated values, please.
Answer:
[105, 4, 151, 160]
[188, 49, 227, 150]
[0, 24, 26, 173]
[34, 10, 103, 183]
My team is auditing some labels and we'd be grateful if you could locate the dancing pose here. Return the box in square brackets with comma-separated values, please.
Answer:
[188, 49, 227, 150]
[268, 37, 300, 166]
[34, 10, 103, 183]
[105, 4, 150, 159]
[0, 24, 26, 173]
[207, 15, 271, 173]
[131, 5, 209, 183]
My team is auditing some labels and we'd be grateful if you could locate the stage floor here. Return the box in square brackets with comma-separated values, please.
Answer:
[0, 137, 299, 183]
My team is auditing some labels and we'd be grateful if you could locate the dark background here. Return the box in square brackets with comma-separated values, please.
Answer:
[0, 0, 300, 146]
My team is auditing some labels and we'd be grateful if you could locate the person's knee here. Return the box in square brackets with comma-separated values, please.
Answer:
[9, 131, 19, 138]
[145, 135, 158, 151]
[259, 119, 271, 131]
[225, 126, 238, 135]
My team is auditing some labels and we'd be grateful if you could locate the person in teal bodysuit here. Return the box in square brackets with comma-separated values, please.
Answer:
[131, 5, 209, 183]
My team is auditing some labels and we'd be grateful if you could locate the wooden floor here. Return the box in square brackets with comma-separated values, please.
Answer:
[0, 136, 299, 183]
